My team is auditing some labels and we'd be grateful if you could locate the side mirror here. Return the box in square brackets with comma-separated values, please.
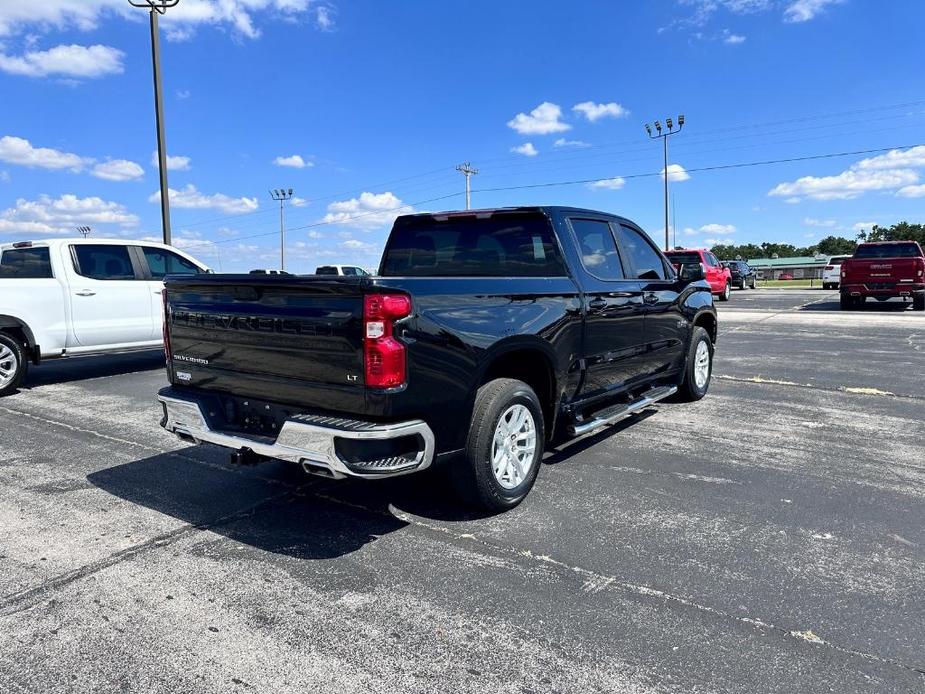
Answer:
[679, 263, 705, 283]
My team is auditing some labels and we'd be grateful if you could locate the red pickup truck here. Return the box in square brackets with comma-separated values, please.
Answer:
[840, 241, 925, 310]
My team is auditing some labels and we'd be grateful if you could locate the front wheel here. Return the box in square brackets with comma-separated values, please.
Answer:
[450, 378, 545, 512]
[677, 326, 713, 402]
[718, 283, 731, 301]
[0, 333, 27, 397]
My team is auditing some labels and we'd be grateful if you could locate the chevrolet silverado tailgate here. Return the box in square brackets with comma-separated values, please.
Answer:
[164, 275, 368, 409]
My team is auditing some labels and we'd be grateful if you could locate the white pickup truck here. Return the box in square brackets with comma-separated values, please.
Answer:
[0, 238, 209, 395]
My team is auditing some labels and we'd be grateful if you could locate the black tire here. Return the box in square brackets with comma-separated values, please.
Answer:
[738, 279, 746, 290]
[450, 378, 545, 512]
[751, 278, 757, 289]
[718, 283, 730, 301]
[913, 293, 925, 311]
[677, 326, 713, 402]
[0, 332, 28, 397]
[840, 294, 851, 310]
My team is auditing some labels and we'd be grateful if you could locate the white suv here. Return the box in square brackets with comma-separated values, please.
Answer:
[822, 255, 851, 290]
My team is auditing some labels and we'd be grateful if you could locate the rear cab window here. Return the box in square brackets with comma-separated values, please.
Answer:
[0, 246, 53, 278]
[665, 251, 702, 267]
[380, 212, 567, 277]
[315, 266, 338, 275]
[854, 243, 922, 259]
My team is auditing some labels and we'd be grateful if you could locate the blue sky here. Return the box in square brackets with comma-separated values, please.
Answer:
[1, 0, 924, 271]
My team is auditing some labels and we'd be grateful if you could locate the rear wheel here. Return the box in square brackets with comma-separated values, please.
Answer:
[0, 333, 27, 397]
[450, 378, 545, 512]
[677, 326, 713, 402]
[913, 293, 925, 311]
[738, 279, 746, 290]
[719, 283, 730, 301]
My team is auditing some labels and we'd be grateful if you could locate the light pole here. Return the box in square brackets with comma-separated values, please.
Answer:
[645, 115, 685, 251]
[456, 162, 479, 210]
[128, 0, 179, 246]
[76, 226, 91, 239]
[270, 188, 294, 271]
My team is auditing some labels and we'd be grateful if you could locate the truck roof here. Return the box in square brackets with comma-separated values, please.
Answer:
[396, 206, 636, 225]
[0, 237, 177, 250]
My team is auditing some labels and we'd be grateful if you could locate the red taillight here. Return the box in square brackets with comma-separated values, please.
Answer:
[364, 293, 411, 388]
[161, 289, 172, 363]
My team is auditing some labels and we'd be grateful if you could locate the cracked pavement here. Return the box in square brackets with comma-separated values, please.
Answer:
[1, 289, 923, 693]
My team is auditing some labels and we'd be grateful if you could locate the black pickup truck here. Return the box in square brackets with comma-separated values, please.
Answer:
[158, 206, 717, 511]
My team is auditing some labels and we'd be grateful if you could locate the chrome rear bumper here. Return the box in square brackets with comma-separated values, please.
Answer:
[157, 390, 435, 479]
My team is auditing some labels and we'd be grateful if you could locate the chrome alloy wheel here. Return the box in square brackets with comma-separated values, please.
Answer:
[491, 404, 537, 490]
[694, 340, 711, 389]
[0, 343, 18, 390]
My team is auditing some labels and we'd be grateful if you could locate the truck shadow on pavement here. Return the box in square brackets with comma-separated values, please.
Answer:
[87, 446, 495, 561]
[798, 298, 913, 312]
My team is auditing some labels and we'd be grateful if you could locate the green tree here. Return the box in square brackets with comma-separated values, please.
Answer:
[815, 235, 857, 256]
[860, 222, 925, 246]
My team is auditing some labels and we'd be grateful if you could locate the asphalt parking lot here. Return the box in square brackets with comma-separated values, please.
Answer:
[1, 289, 923, 693]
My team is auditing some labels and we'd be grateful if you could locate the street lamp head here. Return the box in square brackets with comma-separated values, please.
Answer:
[645, 123, 652, 136]
[654, 121, 662, 133]
[288, 188, 293, 196]
[127, 0, 181, 12]
[666, 117, 673, 130]
[678, 114, 685, 127]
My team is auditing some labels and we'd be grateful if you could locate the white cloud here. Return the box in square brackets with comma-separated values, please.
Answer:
[683, 227, 698, 236]
[554, 138, 590, 148]
[587, 177, 626, 191]
[702, 238, 722, 247]
[0, 171, 9, 183]
[723, 32, 746, 44]
[852, 221, 877, 232]
[291, 196, 308, 207]
[511, 142, 538, 157]
[769, 168, 919, 201]
[273, 154, 312, 168]
[177, 89, 191, 100]
[0, 43, 123, 78]
[92, 159, 144, 181]
[307, 230, 323, 239]
[322, 191, 410, 231]
[897, 184, 925, 198]
[0, 135, 86, 171]
[149, 184, 258, 214]
[854, 145, 925, 171]
[803, 217, 836, 228]
[0, 0, 316, 42]
[507, 102, 570, 135]
[572, 101, 629, 122]
[0, 193, 138, 235]
[151, 151, 191, 171]
[698, 223, 736, 235]
[315, 5, 335, 30]
[662, 163, 690, 182]
[343, 238, 375, 251]
[784, 0, 843, 23]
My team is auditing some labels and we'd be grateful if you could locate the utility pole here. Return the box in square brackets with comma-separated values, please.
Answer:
[645, 115, 685, 251]
[456, 162, 479, 210]
[76, 226, 91, 239]
[128, 0, 179, 246]
[270, 189, 294, 271]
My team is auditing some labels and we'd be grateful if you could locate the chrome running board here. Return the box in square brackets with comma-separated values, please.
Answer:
[569, 385, 677, 437]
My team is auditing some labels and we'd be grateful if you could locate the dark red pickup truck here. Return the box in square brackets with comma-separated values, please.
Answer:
[840, 241, 925, 310]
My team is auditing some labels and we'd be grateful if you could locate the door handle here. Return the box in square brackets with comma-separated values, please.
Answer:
[643, 293, 659, 305]
[588, 297, 608, 312]
[75, 290, 96, 297]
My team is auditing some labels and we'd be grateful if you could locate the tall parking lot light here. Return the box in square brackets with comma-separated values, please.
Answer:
[645, 114, 685, 251]
[128, 0, 180, 247]
[270, 189, 294, 272]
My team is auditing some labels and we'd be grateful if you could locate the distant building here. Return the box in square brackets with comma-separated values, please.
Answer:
[747, 255, 829, 280]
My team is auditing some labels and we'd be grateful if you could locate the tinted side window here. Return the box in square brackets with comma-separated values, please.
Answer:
[142, 247, 202, 279]
[0, 247, 53, 278]
[570, 218, 624, 280]
[73, 245, 135, 280]
[617, 226, 668, 280]
[316, 266, 338, 275]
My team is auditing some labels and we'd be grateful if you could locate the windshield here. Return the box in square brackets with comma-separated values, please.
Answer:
[854, 243, 921, 259]
[380, 213, 567, 277]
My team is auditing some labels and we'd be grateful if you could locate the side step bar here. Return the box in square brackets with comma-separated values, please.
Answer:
[569, 385, 677, 437]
